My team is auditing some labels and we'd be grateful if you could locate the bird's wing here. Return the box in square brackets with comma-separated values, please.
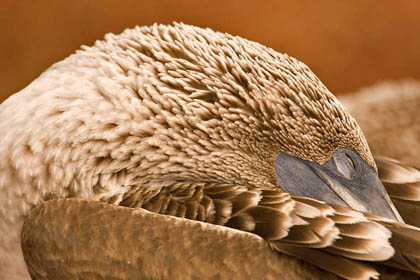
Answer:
[376, 156, 420, 228]
[22, 198, 341, 280]
[22, 182, 420, 279]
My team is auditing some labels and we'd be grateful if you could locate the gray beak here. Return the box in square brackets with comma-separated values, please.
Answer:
[274, 147, 403, 222]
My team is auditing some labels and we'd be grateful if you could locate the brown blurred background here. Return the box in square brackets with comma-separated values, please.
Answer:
[1, 1, 419, 102]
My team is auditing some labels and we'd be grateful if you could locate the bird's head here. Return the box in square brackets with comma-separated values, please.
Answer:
[105, 24, 400, 220]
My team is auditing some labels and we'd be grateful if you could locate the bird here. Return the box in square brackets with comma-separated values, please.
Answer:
[1, 23, 420, 280]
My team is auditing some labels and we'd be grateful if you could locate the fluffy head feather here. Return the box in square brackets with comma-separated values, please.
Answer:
[1, 23, 372, 203]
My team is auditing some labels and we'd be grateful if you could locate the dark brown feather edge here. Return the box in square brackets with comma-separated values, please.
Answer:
[188, 185, 420, 279]
[376, 156, 420, 228]
[199, 185, 420, 278]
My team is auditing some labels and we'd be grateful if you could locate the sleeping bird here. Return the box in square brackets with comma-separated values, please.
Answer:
[1, 23, 420, 280]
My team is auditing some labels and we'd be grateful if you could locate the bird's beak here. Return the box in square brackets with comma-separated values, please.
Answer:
[274, 148, 403, 222]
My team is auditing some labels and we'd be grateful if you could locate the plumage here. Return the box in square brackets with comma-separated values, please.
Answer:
[1, 23, 420, 280]
[22, 198, 343, 280]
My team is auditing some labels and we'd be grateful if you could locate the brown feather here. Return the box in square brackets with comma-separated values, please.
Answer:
[23, 197, 420, 280]
[376, 157, 420, 227]
[270, 243, 379, 280]
[22, 199, 343, 280]
[116, 180, 420, 276]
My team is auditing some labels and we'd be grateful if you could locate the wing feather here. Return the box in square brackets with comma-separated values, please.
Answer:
[376, 156, 420, 228]
[136, 182, 420, 277]
[270, 243, 379, 280]
[22, 180, 420, 279]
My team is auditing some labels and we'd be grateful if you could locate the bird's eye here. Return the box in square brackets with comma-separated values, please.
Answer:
[334, 153, 355, 179]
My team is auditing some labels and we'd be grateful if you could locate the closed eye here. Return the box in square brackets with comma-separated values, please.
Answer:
[346, 154, 355, 169]
[334, 153, 356, 179]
